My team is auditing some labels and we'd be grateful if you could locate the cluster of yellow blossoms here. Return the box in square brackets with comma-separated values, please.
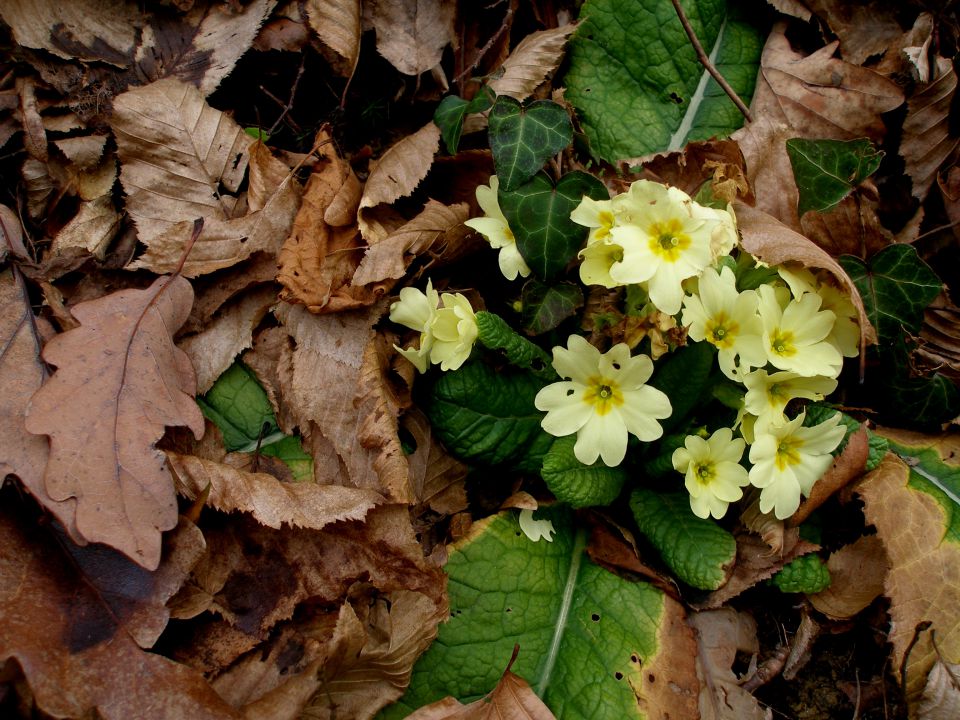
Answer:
[391, 176, 858, 522]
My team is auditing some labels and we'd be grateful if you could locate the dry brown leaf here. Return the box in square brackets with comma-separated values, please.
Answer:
[359, 122, 441, 212]
[177, 285, 277, 394]
[739, 492, 786, 555]
[809, 535, 888, 620]
[901, 57, 959, 202]
[167, 451, 382, 530]
[181, 252, 280, 335]
[353, 200, 470, 286]
[790, 425, 868, 526]
[306, 0, 361, 74]
[803, 0, 904, 66]
[242, 326, 298, 434]
[21, 156, 54, 220]
[798, 190, 893, 260]
[17, 77, 47, 161]
[54, 134, 108, 168]
[366, 0, 455, 77]
[49, 194, 120, 261]
[735, 201, 878, 348]
[918, 658, 960, 720]
[404, 408, 469, 515]
[487, 24, 577, 101]
[24, 275, 205, 570]
[0, 501, 240, 720]
[405, 667, 555, 720]
[858, 452, 960, 702]
[917, 295, 960, 381]
[689, 608, 770, 720]
[764, 0, 811, 21]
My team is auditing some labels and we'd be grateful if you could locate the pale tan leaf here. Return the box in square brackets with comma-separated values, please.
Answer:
[177, 285, 277, 394]
[406, 669, 556, 720]
[359, 122, 441, 211]
[242, 326, 298, 434]
[21, 156, 54, 220]
[802, 0, 903, 66]
[24, 275, 205, 570]
[54, 135, 108, 169]
[798, 191, 893, 260]
[112, 77, 250, 245]
[49, 195, 120, 261]
[306, 0, 361, 69]
[809, 535, 889, 620]
[734, 201, 877, 347]
[17, 77, 47, 161]
[366, 0, 455, 77]
[488, 25, 577, 101]
[168, 451, 382, 531]
[353, 200, 470, 285]
[918, 659, 960, 720]
[763, 0, 811, 21]
[901, 57, 959, 202]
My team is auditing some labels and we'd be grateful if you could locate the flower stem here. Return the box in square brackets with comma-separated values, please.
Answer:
[475, 311, 554, 377]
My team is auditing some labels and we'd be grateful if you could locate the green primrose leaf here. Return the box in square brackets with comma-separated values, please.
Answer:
[521, 279, 584, 335]
[385, 508, 687, 719]
[499, 171, 609, 281]
[884, 438, 960, 544]
[488, 96, 572, 191]
[630, 488, 735, 590]
[648, 342, 715, 433]
[434, 86, 495, 154]
[786, 138, 884, 216]
[771, 553, 831, 594]
[839, 244, 942, 343]
[541, 435, 626, 508]
[564, 0, 763, 162]
[423, 360, 551, 469]
[197, 362, 284, 452]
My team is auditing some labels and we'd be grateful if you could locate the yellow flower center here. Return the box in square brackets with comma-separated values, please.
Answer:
[584, 376, 624, 416]
[769, 330, 796, 357]
[693, 462, 716, 485]
[504, 226, 515, 241]
[705, 313, 738, 349]
[774, 437, 802, 471]
[647, 219, 691, 262]
[595, 210, 615, 241]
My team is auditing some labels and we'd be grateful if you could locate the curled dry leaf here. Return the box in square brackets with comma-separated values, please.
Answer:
[50, 194, 120, 261]
[359, 122, 441, 212]
[735, 201, 878, 348]
[487, 24, 577, 101]
[901, 57, 959, 202]
[167, 451, 382, 531]
[405, 668, 556, 720]
[809, 535, 889, 620]
[790, 425, 869, 526]
[917, 295, 960, 382]
[798, 190, 893, 260]
[366, 0, 455, 77]
[306, 0, 361, 74]
[25, 275, 205, 570]
[917, 658, 960, 720]
[0, 500, 240, 720]
[802, 0, 904, 66]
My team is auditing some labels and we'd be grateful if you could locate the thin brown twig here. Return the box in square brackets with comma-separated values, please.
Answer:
[266, 55, 306, 137]
[669, 0, 753, 122]
[453, 0, 514, 87]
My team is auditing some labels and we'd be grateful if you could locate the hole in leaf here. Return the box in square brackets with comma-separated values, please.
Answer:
[615, 672, 623, 680]
[648, 673, 655, 683]
[591, 613, 600, 622]
[566, 388, 575, 396]
[669, 92, 683, 104]
[612, 362, 620, 370]
[631, 654, 640, 664]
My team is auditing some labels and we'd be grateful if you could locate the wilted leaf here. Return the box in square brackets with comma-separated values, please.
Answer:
[360, 122, 441, 212]
[488, 97, 572, 192]
[0, 499, 240, 720]
[799, 192, 893, 260]
[521, 279, 583, 335]
[488, 25, 578, 102]
[901, 57, 959, 202]
[786, 138, 883, 216]
[858, 447, 960, 702]
[808, 535, 888, 620]
[366, 0, 455, 77]
[386, 508, 699, 720]
[403, 407, 469, 516]
[25, 275, 204, 570]
[565, 0, 763, 161]
[499, 171, 607, 280]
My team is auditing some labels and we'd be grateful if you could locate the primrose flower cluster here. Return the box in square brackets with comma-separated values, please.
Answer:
[390, 175, 860, 524]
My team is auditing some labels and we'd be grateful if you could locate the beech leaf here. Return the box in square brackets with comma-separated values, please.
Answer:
[901, 58, 959, 202]
[360, 122, 441, 211]
[487, 25, 578, 101]
[366, 0, 455, 77]
[406, 665, 555, 720]
[306, 0, 362, 70]
[25, 275, 205, 570]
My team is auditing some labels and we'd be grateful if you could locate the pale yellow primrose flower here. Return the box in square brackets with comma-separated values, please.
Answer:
[604, 181, 716, 315]
[570, 194, 621, 245]
[778, 267, 859, 358]
[389, 282, 477, 372]
[748, 412, 846, 519]
[464, 175, 531, 281]
[742, 369, 838, 430]
[681, 265, 765, 381]
[518, 509, 555, 542]
[757, 284, 843, 378]
[535, 335, 672, 467]
[692, 202, 739, 259]
[672, 427, 750, 519]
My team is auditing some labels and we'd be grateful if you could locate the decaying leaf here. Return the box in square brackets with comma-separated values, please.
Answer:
[917, 295, 960, 381]
[901, 57, 959, 202]
[809, 535, 889, 620]
[798, 191, 893, 260]
[487, 25, 577, 101]
[404, 408, 469, 516]
[49, 194, 120, 261]
[167, 451, 382, 531]
[359, 122, 441, 213]
[790, 425, 868, 525]
[0, 500, 240, 720]
[366, 0, 455, 77]
[802, 0, 904, 66]
[25, 275, 205, 570]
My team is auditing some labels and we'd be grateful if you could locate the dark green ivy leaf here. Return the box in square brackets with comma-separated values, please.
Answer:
[786, 138, 884, 216]
[434, 86, 495, 154]
[839, 244, 942, 343]
[488, 96, 572, 191]
[499, 171, 608, 281]
[521, 279, 584, 335]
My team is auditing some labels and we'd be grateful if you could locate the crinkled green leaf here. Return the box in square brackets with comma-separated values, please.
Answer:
[541, 436, 626, 508]
[884, 438, 960, 544]
[434, 87, 495, 154]
[771, 553, 831, 594]
[423, 360, 550, 468]
[198, 362, 283, 452]
[499, 171, 609, 281]
[565, 0, 762, 162]
[260, 435, 313, 482]
[786, 138, 884, 216]
[839, 245, 942, 343]
[475, 311, 554, 377]
[521, 280, 584, 335]
[630, 488, 735, 590]
[488, 97, 572, 191]
[648, 342, 715, 433]
[384, 508, 677, 719]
